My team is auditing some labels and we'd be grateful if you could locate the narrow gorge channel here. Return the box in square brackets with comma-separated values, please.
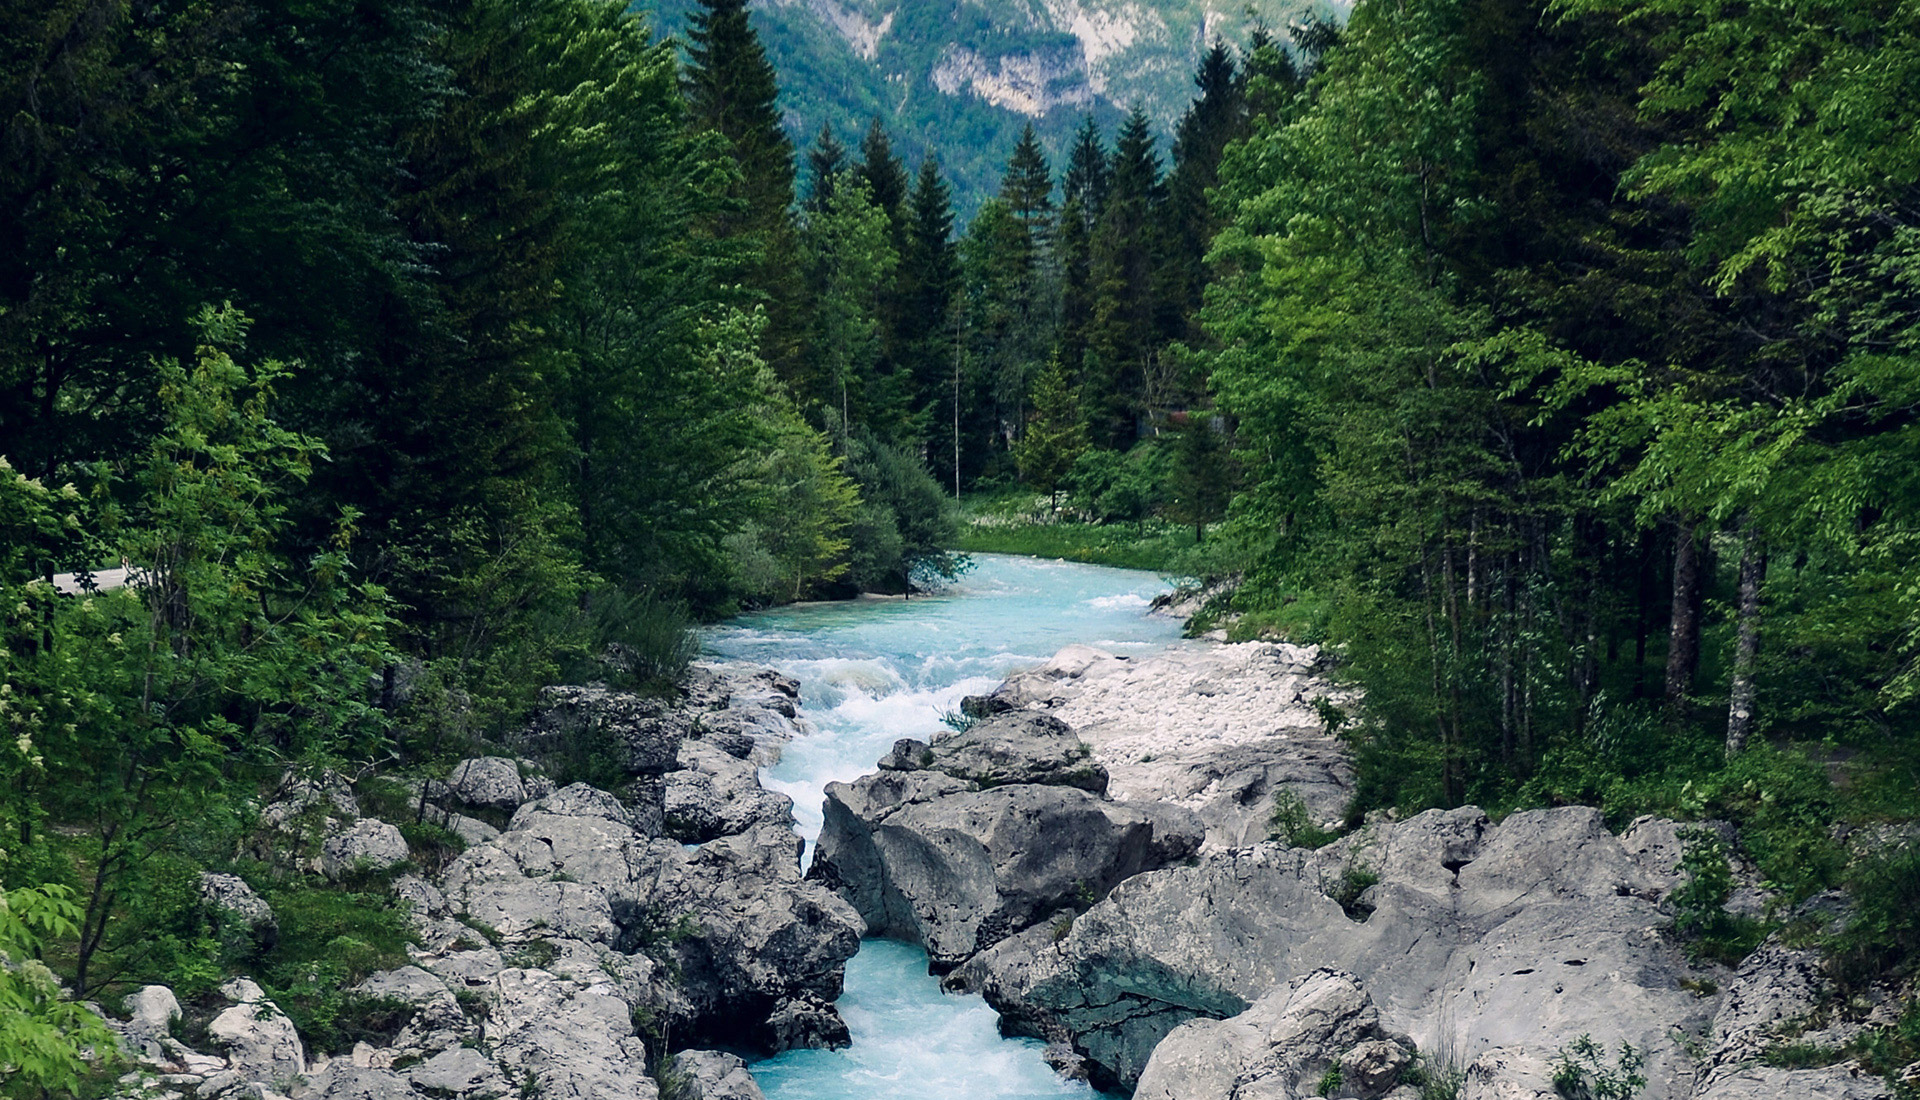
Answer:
[706, 554, 1183, 1100]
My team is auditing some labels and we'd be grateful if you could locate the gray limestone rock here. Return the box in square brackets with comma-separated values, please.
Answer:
[209, 979, 306, 1085]
[810, 771, 1203, 972]
[447, 757, 528, 811]
[121, 985, 184, 1063]
[484, 967, 658, 1100]
[200, 874, 278, 954]
[929, 712, 1109, 793]
[958, 807, 1713, 1094]
[1133, 968, 1414, 1100]
[669, 1050, 766, 1100]
[640, 823, 865, 1051]
[664, 740, 796, 843]
[294, 1062, 418, 1100]
[320, 819, 411, 881]
[407, 1046, 512, 1098]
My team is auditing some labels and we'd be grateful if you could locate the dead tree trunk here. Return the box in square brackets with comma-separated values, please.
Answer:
[1725, 521, 1768, 757]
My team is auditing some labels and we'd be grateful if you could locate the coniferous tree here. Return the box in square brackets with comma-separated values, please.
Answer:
[857, 117, 911, 234]
[805, 121, 849, 213]
[1000, 122, 1056, 256]
[1056, 117, 1109, 389]
[858, 118, 913, 414]
[901, 160, 972, 492]
[683, 0, 803, 374]
[1085, 106, 1164, 447]
[1062, 115, 1113, 226]
[1162, 42, 1247, 346]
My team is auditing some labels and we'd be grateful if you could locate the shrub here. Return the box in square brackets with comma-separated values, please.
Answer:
[1668, 827, 1766, 966]
[1270, 789, 1341, 849]
[1831, 842, 1920, 992]
[1551, 1035, 1646, 1100]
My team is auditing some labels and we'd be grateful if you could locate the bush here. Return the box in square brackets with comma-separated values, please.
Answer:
[1551, 1035, 1646, 1100]
[1270, 789, 1340, 849]
[258, 882, 414, 1049]
[1668, 827, 1765, 966]
[1831, 842, 1920, 992]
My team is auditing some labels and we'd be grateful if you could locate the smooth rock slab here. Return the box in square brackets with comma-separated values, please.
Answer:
[961, 807, 1713, 1095]
[1134, 968, 1414, 1100]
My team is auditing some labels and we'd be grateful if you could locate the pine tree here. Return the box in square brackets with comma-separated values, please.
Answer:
[682, 0, 803, 374]
[1000, 122, 1056, 257]
[1085, 106, 1163, 447]
[805, 121, 848, 213]
[1162, 42, 1246, 345]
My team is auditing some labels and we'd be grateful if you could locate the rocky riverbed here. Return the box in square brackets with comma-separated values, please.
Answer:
[104, 663, 846, 1100]
[99, 641, 1906, 1100]
[813, 640, 1902, 1100]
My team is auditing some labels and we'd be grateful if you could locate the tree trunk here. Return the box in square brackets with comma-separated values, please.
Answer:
[1725, 522, 1768, 757]
[1664, 516, 1703, 719]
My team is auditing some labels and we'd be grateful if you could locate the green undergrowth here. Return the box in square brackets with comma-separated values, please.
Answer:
[954, 489, 1220, 575]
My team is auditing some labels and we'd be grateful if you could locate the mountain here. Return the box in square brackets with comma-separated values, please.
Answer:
[642, 0, 1351, 216]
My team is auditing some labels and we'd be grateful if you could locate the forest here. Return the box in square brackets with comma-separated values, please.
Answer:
[3, 0, 1918, 1092]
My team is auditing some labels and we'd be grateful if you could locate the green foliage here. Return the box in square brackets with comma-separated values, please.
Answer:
[1015, 358, 1090, 508]
[1315, 1065, 1343, 1097]
[0, 884, 119, 1099]
[258, 881, 414, 1053]
[1830, 843, 1920, 992]
[1667, 828, 1765, 966]
[1269, 789, 1340, 849]
[1322, 852, 1381, 923]
[1550, 1035, 1646, 1100]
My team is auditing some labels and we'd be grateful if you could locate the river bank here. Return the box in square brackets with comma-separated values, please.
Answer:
[94, 559, 1909, 1100]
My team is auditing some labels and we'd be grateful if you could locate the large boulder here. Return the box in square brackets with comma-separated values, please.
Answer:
[484, 968, 658, 1100]
[929, 712, 1109, 793]
[670, 1050, 766, 1100]
[956, 807, 1714, 1095]
[641, 822, 865, 1051]
[439, 776, 859, 1055]
[446, 757, 529, 811]
[200, 873, 278, 954]
[810, 768, 1203, 972]
[664, 740, 796, 843]
[320, 818, 410, 881]
[1133, 968, 1415, 1100]
[118, 985, 182, 1063]
[210, 978, 306, 1084]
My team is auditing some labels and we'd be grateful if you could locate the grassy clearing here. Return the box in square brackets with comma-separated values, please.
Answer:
[953, 490, 1206, 575]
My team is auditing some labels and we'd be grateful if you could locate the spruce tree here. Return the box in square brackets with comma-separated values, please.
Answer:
[805, 122, 848, 213]
[1163, 42, 1246, 345]
[683, 0, 803, 374]
[1085, 106, 1163, 447]
[857, 117, 911, 233]
[1000, 122, 1056, 256]
[1057, 117, 1108, 389]
[901, 160, 970, 493]
[1062, 114, 1112, 228]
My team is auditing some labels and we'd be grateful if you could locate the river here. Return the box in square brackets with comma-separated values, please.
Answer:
[704, 554, 1185, 1100]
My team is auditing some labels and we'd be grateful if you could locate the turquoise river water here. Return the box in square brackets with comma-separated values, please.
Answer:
[705, 554, 1186, 1100]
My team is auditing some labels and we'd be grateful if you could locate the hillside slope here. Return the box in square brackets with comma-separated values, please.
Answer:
[644, 0, 1349, 214]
